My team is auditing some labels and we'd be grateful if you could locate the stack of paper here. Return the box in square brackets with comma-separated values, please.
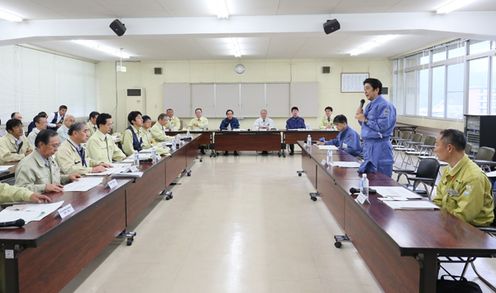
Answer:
[0, 201, 64, 224]
[383, 200, 439, 210]
[317, 145, 338, 150]
[63, 177, 103, 192]
[0, 165, 14, 173]
[372, 186, 423, 201]
[330, 161, 361, 168]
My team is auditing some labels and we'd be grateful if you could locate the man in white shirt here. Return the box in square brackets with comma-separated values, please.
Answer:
[27, 114, 48, 147]
[47, 105, 67, 130]
[252, 109, 275, 131]
[56, 114, 75, 143]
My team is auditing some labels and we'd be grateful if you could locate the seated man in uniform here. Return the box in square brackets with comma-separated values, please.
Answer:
[56, 114, 75, 143]
[87, 111, 100, 137]
[27, 114, 48, 147]
[27, 111, 47, 135]
[0, 183, 51, 203]
[188, 108, 209, 130]
[47, 105, 67, 130]
[55, 122, 110, 175]
[433, 129, 494, 226]
[318, 115, 362, 157]
[319, 106, 335, 130]
[141, 115, 170, 156]
[150, 113, 175, 142]
[86, 113, 126, 164]
[0, 119, 32, 164]
[285, 106, 306, 156]
[15, 129, 80, 193]
[219, 109, 240, 156]
[165, 108, 181, 131]
[122, 111, 144, 156]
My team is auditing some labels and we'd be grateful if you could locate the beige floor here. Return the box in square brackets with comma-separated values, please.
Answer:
[62, 152, 496, 293]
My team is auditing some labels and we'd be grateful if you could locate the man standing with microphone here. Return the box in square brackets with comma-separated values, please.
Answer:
[355, 78, 396, 177]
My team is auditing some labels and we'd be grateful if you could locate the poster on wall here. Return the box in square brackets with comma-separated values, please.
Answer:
[341, 73, 369, 93]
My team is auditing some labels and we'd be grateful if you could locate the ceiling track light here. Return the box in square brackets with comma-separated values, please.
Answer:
[0, 8, 23, 22]
[436, 0, 477, 14]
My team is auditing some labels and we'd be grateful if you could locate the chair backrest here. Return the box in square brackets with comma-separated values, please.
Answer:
[475, 146, 495, 161]
[411, 133, 423, 143]
[465, 143, 473, 155]
[401, 131, 412, 140]
[423, 135, 436, 146]
[416, 158, 441, 180]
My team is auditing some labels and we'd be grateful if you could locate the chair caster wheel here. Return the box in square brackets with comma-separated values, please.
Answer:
[187, 171, 192, 176]
[166, 195, 173, 200]
[200, 159, 203, 162]
[127, 238, 134, 246]
[311, 196, 317, 201]
[298, 173, 302, 177]
[334, 241, 342, 248]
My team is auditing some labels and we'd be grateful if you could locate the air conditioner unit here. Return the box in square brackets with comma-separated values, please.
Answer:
[126, 88, 146, 114]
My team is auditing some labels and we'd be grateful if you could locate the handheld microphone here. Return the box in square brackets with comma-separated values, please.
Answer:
[349, 187, 377, 194]
[0, 219, 25, 228]
[360, 99, 365, 110]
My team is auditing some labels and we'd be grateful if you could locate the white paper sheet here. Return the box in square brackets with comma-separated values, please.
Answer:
[383, 200, 439, 210]
[371, 186, 423, 200]
[486, 170, 496, 178]
[317, 145, 338, 150]
[63, 177, 103, 192]
[0, 201, 64, 224]
[330, 161, 361, 168]
[85, 163, 134, 176]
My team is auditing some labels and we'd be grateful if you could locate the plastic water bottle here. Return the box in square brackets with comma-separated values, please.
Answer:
[133, 151, 139, 166]
[326, 149, 333, 165]
[361, 174, 369, 198]
[306, 134, 312, 147]
[151, 148, 158, 163]
[227, 123, 232, 131]
[186, 128, 191, 137]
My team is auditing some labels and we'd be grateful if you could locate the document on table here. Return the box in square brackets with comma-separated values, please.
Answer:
[0, 201, 64, 224]
[63, 177, 103, 192]
[317, 145, 338, 150]
[372, 186, 423, 200]
[330, 161, 361, 168]
[486, 170, 496, 178]
[0, 165, 14, 173]
[85, 163, 134, 176]
[383, 200, 439, 210]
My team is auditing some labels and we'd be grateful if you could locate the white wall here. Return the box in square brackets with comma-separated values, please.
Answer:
[96, 58, 392, 132]
[0, 45, 97, 124]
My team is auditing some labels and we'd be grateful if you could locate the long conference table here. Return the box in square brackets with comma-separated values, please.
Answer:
[298, 141, 496, 293]
[0, 135, 200, 293]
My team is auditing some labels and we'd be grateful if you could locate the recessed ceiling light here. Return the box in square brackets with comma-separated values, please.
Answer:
[436, 0, 477, 14]
[71, 40, 131, 59]
[349, 35, 398, 56]
[0, 8, 23, 22]
[211, 0, 229, 19]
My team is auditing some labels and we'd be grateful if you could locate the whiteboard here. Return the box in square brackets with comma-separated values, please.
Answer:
[215, 84, 240, 117]
[191, 84, 215, 117]
[240, 84, 265, 117]
[290, 82, 319, 117]
[163, 83, 190, 117]
[341, 73, 369, 92]
[266, 83, 290, 117]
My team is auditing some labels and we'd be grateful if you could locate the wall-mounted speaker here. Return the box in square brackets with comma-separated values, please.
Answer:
[110, 19, 126, 37]
[322, 66, 331, 74]
[154, 67, 163, 75]
[323, 19, 340, 35]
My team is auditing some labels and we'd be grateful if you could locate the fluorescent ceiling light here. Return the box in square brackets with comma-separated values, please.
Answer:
[211, 0, 229, 19]
[349, 35, 398, 56]
[229, 38, 242, 58]
[71, 40, 131, 59]
[0, 8, 23, 22]
[436, 0, 477, 14]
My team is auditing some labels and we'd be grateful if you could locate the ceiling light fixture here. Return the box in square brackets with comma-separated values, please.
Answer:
[71, 40, 131, 59]
[436, 0, 477, 14]
[229, 38, 242, 58]
[0, 8, 23, 22]
[348, 35, 398, 56]
[212, 0, 229, 19]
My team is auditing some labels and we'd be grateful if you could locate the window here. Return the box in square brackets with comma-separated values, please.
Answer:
[419, 69, 429, 116]
[432, 48, 446, 63]
[431, 66, 445, 118]
[492, 58, 496, 114]
[447, 63, 464, 119]
[448, 43, 465, 59]
[470, 40, 491, 55]
[405, 71, 417, 115]
[468, 58, 489, 115]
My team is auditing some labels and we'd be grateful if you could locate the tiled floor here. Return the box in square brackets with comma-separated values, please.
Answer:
[62, 152, 496, 293]
[62, 153, 382, 293]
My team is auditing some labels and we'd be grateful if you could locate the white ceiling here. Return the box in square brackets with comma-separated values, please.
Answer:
[0, 0, 495, 61]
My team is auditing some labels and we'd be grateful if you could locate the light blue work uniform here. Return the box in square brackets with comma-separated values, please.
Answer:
[358, 95, 396, 176]
[323, 126, 362, 157]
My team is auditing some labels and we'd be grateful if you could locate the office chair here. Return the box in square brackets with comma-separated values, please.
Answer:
[473, 147, 496, 172]
[437, 191, 496, 291]
[465, 144, 473, 157]
[396, 158, 440, 198]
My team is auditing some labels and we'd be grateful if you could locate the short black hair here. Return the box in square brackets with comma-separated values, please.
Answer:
[333, 115, 347, 124]
[166, 108, 173, 112]
[59, 105, 68, 110]
[68, 122, 86, 136]
[96, 113, 112, 128]
[363, 78, 383, 95]
[226, 109, 234, 115]
[291, 106, 299, 112]
[88, 111, 99, 120]
[35, 129, 58, 148]
[127, 111, 142, 124]
[439, 129, 466, 151]
[6, 119, 22, 131]
[37, 112, 48, 118]
[195, 108, 202, 112]
[34, 114, 46, 124]
[157, 113, 167, 121]
[142, 115, 151, 122]
[325, 106, 333, 112]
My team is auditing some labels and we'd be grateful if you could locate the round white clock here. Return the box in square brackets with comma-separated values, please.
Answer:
[234, 64, 246, 74]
